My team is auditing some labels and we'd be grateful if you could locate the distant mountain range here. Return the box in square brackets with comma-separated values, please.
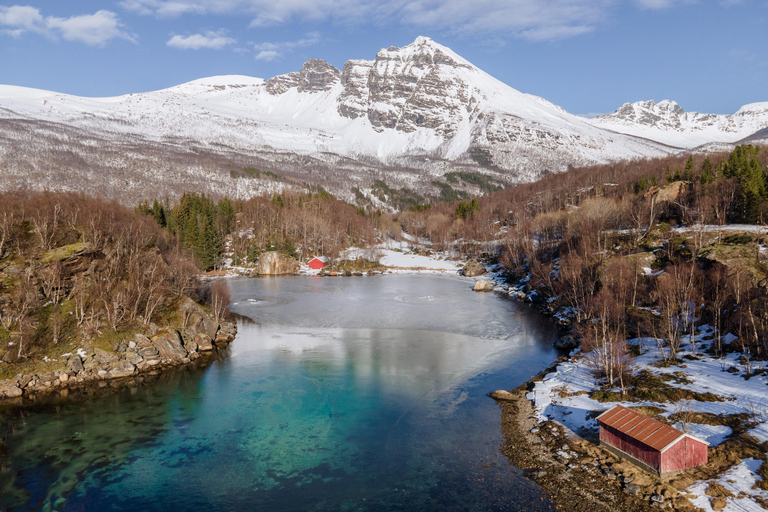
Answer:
[0, 36, 766, 206]
[591, 99, 768, 149]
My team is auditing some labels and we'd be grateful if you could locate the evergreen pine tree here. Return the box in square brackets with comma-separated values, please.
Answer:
[700, 157, 713, 186]
[683, 155, 694, 181]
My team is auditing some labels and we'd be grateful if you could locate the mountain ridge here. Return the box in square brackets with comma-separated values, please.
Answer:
[0, 37, 764, 206]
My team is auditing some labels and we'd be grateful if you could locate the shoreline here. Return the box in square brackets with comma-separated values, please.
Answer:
[0, 303, 237, 406]
[493, 377, 661, 512]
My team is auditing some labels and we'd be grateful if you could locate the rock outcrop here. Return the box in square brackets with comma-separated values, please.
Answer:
[255, 251, 299, 275]
[266, 59, 340, 95]
[0, 311, 237, 401]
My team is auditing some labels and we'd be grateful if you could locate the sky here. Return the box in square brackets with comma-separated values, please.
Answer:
[0, 1, 766, 116]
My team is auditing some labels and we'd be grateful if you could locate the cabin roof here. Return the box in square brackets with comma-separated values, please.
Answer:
[309, 256, 328, 263]
[595, 405, 705, 452]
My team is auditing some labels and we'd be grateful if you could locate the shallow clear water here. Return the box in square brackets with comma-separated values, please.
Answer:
[0, 274, 559, 512]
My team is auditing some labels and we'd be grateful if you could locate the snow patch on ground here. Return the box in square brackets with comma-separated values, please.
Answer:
[530, 327, 768, 507]
[687, 459, 768, 512]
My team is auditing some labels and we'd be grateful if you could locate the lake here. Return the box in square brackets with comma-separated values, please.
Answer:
[0, 274, 559, 511]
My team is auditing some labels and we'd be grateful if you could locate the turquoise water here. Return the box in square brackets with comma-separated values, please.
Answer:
[0, 274, 559, 511]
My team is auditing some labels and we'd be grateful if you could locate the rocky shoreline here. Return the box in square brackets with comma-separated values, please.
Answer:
[492, 381, 661, 512]
[0, 298, 236, 403]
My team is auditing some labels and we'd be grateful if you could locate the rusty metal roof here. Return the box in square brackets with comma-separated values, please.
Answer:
[596, 405, 685, 451]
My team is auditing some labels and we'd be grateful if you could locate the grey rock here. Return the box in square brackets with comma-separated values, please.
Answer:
[151, 330, 188, 361]
[0, 380, 23, 398]
[180, 298, 218, 339]
[107, 360, 135, 379]
[624, 483, 640, 495]
[68, 355, 84, 373]
[94, 348, 118, 365]
[554, 334, 579, 351]
[139, 346, 159, 358]
[18, 374, 33, 388]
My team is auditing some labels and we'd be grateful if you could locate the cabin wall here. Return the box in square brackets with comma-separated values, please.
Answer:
[599, 425, 660, 470]
[660, 437, 708, 474]
[308, 259, 326, 269]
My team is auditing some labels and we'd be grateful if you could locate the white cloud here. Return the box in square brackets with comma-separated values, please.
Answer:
[120, 0, 206, 17]
[0, 5, 46, 33]
[119, 0, 611, 41]
[254, 50, 279, 61]
[115, 0, 721, 42]
[634, 0, 695, 9]
[252, 32, 320, 61]
[0, 5, 135, 46]
[46, 10, 135, 46]
[167, 30, 235, 49]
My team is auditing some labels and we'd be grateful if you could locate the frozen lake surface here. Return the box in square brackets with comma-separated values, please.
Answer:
[1, 274, 559, 511]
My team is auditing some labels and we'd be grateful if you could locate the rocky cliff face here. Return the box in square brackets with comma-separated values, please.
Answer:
[266, 59, 341, 95]
[334, 37, 474, 136]
[255, 251, 299, 275]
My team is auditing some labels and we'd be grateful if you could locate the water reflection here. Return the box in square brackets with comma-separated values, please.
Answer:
[1, 275, 558, 512]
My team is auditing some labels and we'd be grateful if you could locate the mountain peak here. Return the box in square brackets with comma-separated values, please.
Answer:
[266, 58, 340, 95]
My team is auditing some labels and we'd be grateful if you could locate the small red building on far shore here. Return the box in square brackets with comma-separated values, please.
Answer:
[307, 256, 328, 270]
[596, 405, 708, 476]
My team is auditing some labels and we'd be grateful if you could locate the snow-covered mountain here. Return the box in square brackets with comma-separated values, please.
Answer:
[590, 99, 768, 149]
[2, 36, 760, 205]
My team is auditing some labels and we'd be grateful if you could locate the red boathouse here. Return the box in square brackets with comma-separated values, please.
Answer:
[307, 256, 328, 269]
[596, 405, 708, 476]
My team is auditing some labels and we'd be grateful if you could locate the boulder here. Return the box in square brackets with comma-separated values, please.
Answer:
[151, 330, 188, 361]
[554, 334, 579, 351]
[0, 380, 23, 398]
[461, 260, 486, 277]
[473, 280, 495, 292]
[255, 251, 300, 275]
[107, 360, 136, 379]
[488, 390, 515, 401]
[180, 298, 218, 339]
[195, 333, 214, 352]
[645, 181, 689, 203]
[94, 348, 118, 365]
[68, 355, 84, 373]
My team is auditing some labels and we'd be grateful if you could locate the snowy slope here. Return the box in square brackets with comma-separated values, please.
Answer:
[590, 99, 768, 149]
[0, 36, 675, 185]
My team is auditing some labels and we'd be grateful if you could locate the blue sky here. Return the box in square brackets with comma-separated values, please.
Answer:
[1, 1, 766, 116]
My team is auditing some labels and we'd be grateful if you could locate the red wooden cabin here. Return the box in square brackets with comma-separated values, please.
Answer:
[596, 405, 708, 476]
[308, 256, 328, 269]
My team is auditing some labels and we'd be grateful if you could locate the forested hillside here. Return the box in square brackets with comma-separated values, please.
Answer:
[400, 144, 768, 388]
[139, 190, 380, 270]
[0, 192, 214, 379]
